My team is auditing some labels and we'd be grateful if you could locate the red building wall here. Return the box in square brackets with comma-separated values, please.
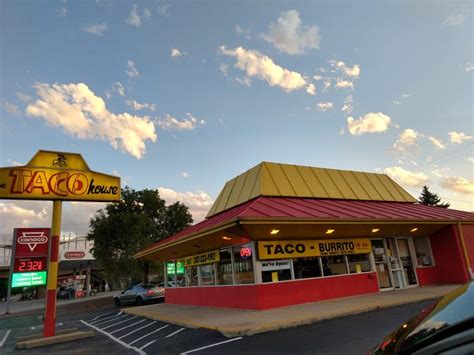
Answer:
[462, 224, 474, 272]
[166, 272, 379, 310]
[416, 225, 470, 285]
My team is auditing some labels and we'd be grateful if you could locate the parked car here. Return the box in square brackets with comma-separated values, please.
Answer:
[369, 281, 474, 354]
[114, 284, 165, 306]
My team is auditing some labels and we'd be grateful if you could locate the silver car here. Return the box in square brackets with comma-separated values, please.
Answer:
[114, 284, 165, 306]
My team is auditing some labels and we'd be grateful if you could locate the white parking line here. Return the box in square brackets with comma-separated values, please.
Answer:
[128, 325, 169, 345]
[93, 313, 130, 326]
[110, 319, 147, 334]
[165, 328, 185, 338]
[89, 312, 123, 324]
[180, 337, 243, 354]
[139, 340, 156, 350]
[0, 330, 11, 348]
[80, 320, 145, 355]
[102, 316, 138, 330]
[90, 311, 122, 322]
[118, 321, 157, 340]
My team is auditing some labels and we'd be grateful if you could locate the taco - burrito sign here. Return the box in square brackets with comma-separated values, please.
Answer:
[0, 150, 121, 202]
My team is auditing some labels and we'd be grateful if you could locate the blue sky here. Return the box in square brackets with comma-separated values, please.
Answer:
[0, 0, 472, 236]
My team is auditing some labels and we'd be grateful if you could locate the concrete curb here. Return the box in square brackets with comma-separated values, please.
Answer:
[16, 330, 94, 349]
[15, 328, 78, 343]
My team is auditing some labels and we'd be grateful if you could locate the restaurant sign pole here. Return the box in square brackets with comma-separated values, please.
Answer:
[0, 150, 121, 337]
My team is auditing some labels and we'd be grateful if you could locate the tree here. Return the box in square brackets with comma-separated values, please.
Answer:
[418, 185, 450, 208]
[87, 187, 193, 284]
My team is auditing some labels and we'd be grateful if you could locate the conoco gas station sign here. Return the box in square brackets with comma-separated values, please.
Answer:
[1, 150, 120, 338]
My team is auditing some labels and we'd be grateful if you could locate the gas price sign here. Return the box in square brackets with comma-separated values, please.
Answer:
[10, 228, 50, 288]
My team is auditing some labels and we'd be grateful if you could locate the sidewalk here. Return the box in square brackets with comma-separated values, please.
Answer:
[0, 291, 120, 315]
[123, 284, 459, 337]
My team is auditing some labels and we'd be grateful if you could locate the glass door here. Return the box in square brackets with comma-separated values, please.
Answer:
[396, 238, 418, 287]
[386, 238, 404, 288]
[371, 239, 393, 290]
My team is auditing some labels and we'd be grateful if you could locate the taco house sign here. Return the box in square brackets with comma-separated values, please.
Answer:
[0, 150, 121, 202]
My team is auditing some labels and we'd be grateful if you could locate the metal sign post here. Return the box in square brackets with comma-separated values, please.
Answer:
[43, 201, 62, 337]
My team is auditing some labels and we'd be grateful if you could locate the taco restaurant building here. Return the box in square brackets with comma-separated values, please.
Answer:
[136, 162, 474, 310]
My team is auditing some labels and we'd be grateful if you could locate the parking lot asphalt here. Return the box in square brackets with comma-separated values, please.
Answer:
[1, 298, 437, 354]
[80, 311, 242, 354]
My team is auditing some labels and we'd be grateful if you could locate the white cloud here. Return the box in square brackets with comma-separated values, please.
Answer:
[180, 172, 189, 178]
[261, 10, 320, 55]
[335, 78, 354, 90]
[157, 113, 201, 131]
[341, 95, 353, 113]
[313, 75, 323, 81]
[329, 60, 360, 77]
[126, 60, 139, 77]
[322, 80, 331, 91]
[347, 112, 391, 135]
[0, 201, 108, 237]
[317, 102, 333, 111]
[7, 159, 24, 166]
[427, 136, 446, 150]
[82, 23, 108, 36]
[126, 5, 142, 27]
[143, 8, 151, 19]
[113, 82, 126, 97]
[306, 83, 316, 95]
[157, 187, 214, 222]
[1, 102, 20, 115]
[126, 100, 157, 112]
[235, 25, 252, 39]
[449, 131, 472, 144]
[26, 82, 157, 159]
[384, 166, 429, 188]
[219, 63, 229, 76]
[235, 76, 252, 86]
[394, 128, 420, 152]
[219, 46, 313, 94]
[171, 48, 183, 58]
[17, 92, 32, 102]
[442, 14, 465, 26]
[467, 157, 474, 163]
[0, 201, 50, 237]
[465, 63, 474, 72]
[57, 7, 68, 17]
[441, 176, 474, 194]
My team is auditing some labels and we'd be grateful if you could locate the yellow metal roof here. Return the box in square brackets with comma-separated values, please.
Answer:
[206, 162, 416, 218]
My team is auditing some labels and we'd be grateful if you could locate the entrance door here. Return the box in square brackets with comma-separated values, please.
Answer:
[396, 238, 418, 287]
[386, 238, 404, 288]
[371, 239, 393, 290]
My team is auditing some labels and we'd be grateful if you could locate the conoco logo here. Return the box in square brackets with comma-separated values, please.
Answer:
[18, 232, 48, 252]
[65, 251, 85, 259]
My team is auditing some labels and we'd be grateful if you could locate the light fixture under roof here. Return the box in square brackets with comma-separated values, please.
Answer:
[270, 229, 280, 235]
[326, 229, 335, 234]
[222, 236, 231, 241]
[410, 227, 418, 232]
[371, 228, 380, 233]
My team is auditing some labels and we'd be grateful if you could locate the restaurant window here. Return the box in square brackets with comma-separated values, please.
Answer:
[413, 237, 434, 267]
[217, 248, 233, 285]
[260, 259, 292, 283]
[293, 257, 322, 279]
[233, 243, 255, 284]
[200, 264, 216, 286]
[322, 256, 348, 276]
[347, 254, 372, 273]
[185, 266, 199, 286]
